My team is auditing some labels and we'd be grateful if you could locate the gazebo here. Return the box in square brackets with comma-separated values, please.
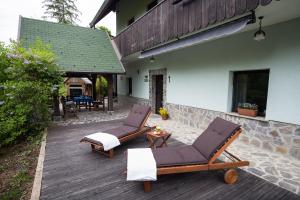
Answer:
[18, 16, 125, 113]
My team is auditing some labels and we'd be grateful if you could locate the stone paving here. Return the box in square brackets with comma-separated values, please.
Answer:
[55, 106, 129, 126]
[54, 104, 300, 195]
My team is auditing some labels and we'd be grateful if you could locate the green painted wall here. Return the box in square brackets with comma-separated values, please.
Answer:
[118, 17, 300, 125]
[116, 0, 152, 34]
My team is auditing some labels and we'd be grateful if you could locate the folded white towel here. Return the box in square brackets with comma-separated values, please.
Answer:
[84, 132, 120, 151]
[127, 148, 157, 181]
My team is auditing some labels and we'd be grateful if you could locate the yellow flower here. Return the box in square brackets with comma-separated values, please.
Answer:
[159, 107, 168, 116]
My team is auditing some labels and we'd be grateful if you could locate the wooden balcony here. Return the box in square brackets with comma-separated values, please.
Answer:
[113, 0, 273, 58]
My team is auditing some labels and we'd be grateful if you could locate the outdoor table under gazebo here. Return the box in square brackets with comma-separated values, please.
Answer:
[18, 17, 125, 115]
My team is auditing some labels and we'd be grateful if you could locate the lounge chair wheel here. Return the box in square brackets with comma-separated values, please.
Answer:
[224, 169, 238, 184]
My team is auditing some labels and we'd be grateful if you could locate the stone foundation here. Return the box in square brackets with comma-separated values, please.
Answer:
[165, 102, 300, 160]
[118, 95, 151, 108]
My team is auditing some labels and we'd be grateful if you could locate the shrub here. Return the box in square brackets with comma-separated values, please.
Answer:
[96, 76, 108, 97]
[0, 40, 62, 147]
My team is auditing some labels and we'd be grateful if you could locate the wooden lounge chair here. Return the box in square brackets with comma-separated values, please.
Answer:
[80, 104, 153, 158]
[140, 117, 249, 192]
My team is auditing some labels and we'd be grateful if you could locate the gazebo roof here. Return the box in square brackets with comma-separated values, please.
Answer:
[18, 16, 125, 74]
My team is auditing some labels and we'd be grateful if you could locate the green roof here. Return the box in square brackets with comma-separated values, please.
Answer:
[18, 16, 124, 74]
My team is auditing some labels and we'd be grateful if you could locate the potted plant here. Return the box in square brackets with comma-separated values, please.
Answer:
[237, 103, 258, 117]
[159, 107, 169, 120]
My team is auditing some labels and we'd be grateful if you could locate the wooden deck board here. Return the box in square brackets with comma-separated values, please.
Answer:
[41, 120, 299, 200]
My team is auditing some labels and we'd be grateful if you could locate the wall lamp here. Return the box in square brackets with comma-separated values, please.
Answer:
[150, 56, 155, 63]
[254, 16, 266, 41]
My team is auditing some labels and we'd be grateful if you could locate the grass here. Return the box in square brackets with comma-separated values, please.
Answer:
[0, 132, 43, 200]
[1, 171, 31, 200]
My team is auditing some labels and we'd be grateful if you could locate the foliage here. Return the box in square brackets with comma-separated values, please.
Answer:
[11, 170, 31, 188]
[238, 103, 258, 110]
[1, 187, 22, 200]
[59, 82, 67, 96]
[0, 132, 42, 199]
[42, 0, 81, 24]
[1, 170, 31, 200]
[97, 26, 112, 36]
[159, 107, 168, 117]
[96, 76, 108, 97]
[0, 40, 62, 147]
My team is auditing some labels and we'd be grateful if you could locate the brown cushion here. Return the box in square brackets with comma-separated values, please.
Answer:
[152, 146, 208, 167]
[192, 117, 240, 160]
[104, 125, 138, 138]
[123, 104, 151, 128]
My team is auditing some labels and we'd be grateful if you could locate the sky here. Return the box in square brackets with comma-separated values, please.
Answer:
[0, 0, 116, 44]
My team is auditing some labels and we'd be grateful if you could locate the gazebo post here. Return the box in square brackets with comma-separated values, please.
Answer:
[107, 74, 114, 112]
[92, 74, 97, 100]
[98, 75, 102, 100]
[53, 86, 61, 120]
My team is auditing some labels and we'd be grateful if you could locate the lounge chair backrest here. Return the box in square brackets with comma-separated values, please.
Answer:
[192, 117, 240, 160]
[124, 104, 151, 128]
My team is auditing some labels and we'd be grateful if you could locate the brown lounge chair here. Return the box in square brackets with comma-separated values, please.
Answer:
[80, 104, 153, 158]
[141, 117, 249, 192]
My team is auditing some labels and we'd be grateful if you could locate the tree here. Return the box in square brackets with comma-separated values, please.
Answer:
[43, 0, 81, 24]
[97, 26, 112, 36]
[96, 76, 108, 98]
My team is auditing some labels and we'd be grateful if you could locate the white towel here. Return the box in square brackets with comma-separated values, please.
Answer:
[127, 148, 157, 181]
[84, 132, 120, 151]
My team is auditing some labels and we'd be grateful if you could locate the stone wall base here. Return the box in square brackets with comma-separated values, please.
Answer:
[165, 103, 300, 160]
[118, 95, 151, 108]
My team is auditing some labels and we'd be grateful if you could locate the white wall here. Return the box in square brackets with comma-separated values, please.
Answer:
[118, 18, 300, 125]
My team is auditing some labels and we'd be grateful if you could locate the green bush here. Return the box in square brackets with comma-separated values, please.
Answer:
[0, 40, 62, 147]
[96, 76, 108, 97]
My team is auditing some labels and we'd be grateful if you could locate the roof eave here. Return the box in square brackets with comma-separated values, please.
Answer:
[90, 0, 116, 28]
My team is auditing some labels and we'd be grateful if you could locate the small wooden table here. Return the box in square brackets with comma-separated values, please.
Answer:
[147, 130, 171, 149]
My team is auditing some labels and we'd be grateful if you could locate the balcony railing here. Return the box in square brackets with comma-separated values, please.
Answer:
[113, 0, 273, 58]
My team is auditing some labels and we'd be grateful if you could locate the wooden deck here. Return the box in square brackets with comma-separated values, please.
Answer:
[41, 120, 299, 200]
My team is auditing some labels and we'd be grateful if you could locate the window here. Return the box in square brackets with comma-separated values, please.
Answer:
[232, 70, 269, 116]
[147, 0, 158, 11]
[127, 17, 135, 26]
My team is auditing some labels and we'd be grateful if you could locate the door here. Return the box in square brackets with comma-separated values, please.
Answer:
[155, 75, 164, 114]
[128, 77, 132, 96]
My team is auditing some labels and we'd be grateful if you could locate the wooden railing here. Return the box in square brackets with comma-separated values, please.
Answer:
[113, 0, 272, 57]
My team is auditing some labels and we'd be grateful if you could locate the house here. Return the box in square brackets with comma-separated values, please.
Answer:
[18, 17, 125, 111]
[90, 0, 300, 161]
